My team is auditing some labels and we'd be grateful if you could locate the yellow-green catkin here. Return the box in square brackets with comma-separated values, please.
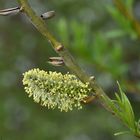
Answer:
[23, 68, 91, 112]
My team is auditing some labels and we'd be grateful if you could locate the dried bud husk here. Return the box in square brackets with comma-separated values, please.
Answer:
[0, 7, 21, 16]
[48, 57, 64, 66]
[23, 69, 91, 112]
[41, 11, 55, 20]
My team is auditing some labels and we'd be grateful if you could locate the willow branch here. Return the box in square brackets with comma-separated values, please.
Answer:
[10, 0, 140, 138]
[17, 0, 92, 84]
[16, 1, 140, 137]
[17, 0, 112, 107]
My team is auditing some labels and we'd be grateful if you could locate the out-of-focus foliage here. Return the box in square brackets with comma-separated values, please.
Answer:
[0, 0, 140, 140]
[107, 0, 137, 39]
[56, 19, 128, 77]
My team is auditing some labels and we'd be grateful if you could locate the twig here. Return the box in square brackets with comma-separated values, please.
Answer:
[17, 0, 111, 109]
[17, 0, 91, 84]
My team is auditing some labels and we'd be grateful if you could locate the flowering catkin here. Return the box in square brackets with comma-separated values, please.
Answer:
[23, 69, 91, 112]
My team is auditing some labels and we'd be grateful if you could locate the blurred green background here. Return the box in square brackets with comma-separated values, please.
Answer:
[0, 0, 140, 140]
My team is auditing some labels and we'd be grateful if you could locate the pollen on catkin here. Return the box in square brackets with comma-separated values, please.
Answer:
[22, 68, 91, 112]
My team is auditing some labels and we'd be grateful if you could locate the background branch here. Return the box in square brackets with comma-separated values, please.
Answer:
[113, 0, 140, 37]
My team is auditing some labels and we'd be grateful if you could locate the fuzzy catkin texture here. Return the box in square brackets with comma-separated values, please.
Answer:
[23, 69, 91, 112]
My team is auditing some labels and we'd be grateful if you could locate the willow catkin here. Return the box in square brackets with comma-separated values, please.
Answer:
[23, 68, 91, 112]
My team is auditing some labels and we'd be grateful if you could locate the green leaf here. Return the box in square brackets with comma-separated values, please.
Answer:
[117, 82, 136, 129]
